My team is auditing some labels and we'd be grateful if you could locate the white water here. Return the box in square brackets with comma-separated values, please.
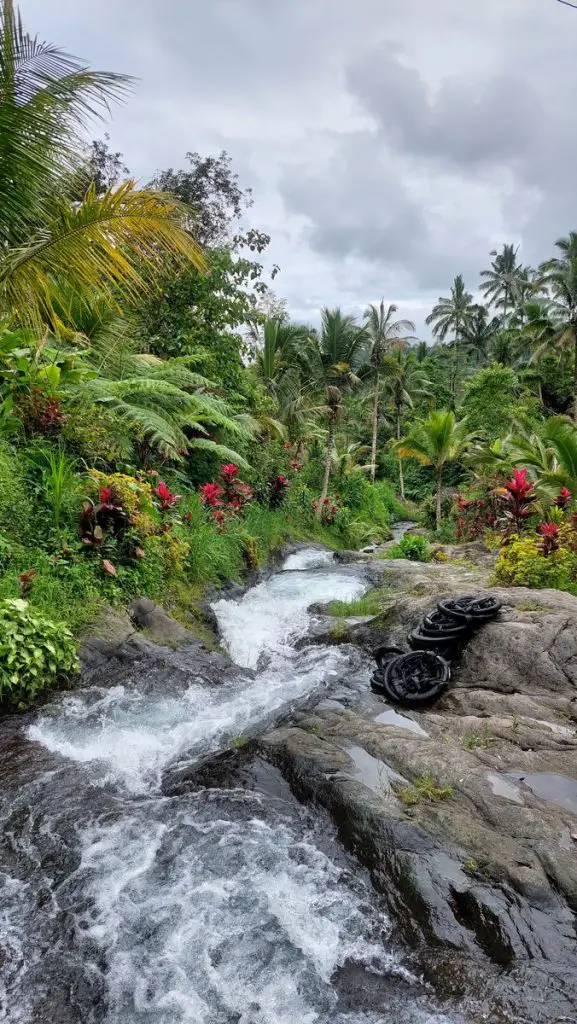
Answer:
[7, 548, 457, 1023]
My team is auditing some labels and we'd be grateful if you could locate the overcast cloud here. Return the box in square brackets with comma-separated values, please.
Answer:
[18, 0, 577, 337]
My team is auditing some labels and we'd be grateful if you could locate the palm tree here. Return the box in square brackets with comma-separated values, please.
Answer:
[249, 318, 309, 398]
[461, 305, 502, 366]
[540, 247, 577, 423]
[414, 340, 429, 362]
[363, 300, 415, 483]
[425, 274, 474, 397]
[309, 308, 367, 512]
[397, 410, 474, 529]
[479, 244, 522, 322]
[505, 417, 577, 500]
[382, 349, 432, 499]
[0, 0, 203, 328]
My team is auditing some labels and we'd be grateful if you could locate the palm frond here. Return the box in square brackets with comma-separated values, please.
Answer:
[0, 181, 205, 326]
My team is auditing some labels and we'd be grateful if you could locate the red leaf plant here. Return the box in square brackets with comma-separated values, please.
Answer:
[199, 464, 253, 526]
[539, 521, 560, 556]
[499, 469, 537, 535]
[154, 481, 181, 512]
[269, 473, 290, 509]
[19, 568, 36, 596]
[311, 497, 339, 526]
[554, 487, 572, 510]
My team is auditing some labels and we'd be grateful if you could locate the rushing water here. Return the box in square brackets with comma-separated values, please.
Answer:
[0, 547, 456, 1024]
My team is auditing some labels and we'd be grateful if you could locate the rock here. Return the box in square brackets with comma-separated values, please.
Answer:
[127, 596, 192, 646]
[79, 599, 247, 692]
[258, 555, 577, 1020]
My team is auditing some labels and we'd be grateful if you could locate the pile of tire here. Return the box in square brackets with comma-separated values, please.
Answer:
[370, 594, 501, 708]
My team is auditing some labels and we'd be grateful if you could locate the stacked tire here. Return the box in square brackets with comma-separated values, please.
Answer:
[370, 595, 501, 707]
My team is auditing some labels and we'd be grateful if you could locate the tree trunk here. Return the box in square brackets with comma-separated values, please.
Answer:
[451, 333, 459, 401]
[396, 415, 405, 500]
[436, 466, 443, 531]
[370, 372, 379, 485]
[318, 419, 335, 515]
[573, 326, 577, 425]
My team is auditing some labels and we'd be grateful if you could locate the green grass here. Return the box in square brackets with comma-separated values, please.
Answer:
[395, 773, 453, 806]
[460, 724, 496, 750]
[326, 587, 387, 617]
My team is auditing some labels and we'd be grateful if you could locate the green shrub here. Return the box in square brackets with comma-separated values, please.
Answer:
[421, 491, 455, 531]
[388, 533, 431, 562]
[493, 537, 577, 594]
[0, 598, 79, 707]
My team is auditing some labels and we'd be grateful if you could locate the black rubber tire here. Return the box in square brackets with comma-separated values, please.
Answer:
[420, 610, 471, 640]
[407, 628, 461, 656]
[381, 651, 450, 707]
[438, 595, 502, 625]
[374, 644, 405, 669]
[370, 668, 387, 694]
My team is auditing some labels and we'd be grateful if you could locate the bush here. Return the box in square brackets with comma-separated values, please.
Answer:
[493, 537, 577, 593]
[0, 598, 79, 706]
[421, 490, 455, 531]
[388, 533, 431, 562]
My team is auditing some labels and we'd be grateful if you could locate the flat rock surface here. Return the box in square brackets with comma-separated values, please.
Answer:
[261, 555, 577, 1022]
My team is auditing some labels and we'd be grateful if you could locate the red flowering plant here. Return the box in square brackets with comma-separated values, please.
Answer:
[554, 487, 572, 510]
[153, 481, 181, 514]
[498, 468, 537, 536]
[539, 521, 561, 556]
[311, 496, 339, 526]
[454, 491, 497, 541]
[199, 464, 253, 528]
[81, 471, 159, 570]
[268, 473, 290, 509]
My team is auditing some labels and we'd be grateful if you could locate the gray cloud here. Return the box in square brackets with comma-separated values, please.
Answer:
[16, 0, 577, 338]
[347, 50, 539, 169]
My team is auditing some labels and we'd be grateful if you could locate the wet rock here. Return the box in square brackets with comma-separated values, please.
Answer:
[261, 721, 577, 1022]
[260, 555, 577, 1021]
[127, 596, 192, 646]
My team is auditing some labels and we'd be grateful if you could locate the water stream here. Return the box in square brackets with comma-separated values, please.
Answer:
[0, 545, 455, 1024]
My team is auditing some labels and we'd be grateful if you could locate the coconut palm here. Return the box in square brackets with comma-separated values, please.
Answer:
[539, 252, 577, 423]
[461, 305, 502, 366]
[249, 319, 309, 397]
[309, 308, 367, 512]
[363, 300, 415, 483]
[397, 410, 474, 529]
[382, 349, 432, 499]
[479, 244, 523, 321]
[425, 275, 474, 397]
[0, 0, 203, 328]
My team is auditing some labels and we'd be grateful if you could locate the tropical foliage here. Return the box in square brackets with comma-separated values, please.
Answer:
[8, 0, 577, 705]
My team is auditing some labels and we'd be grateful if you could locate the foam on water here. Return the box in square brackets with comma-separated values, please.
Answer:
[28, 642, 350, 793]
[212, 549, 365, 668]
[74, 791, 449, 1024]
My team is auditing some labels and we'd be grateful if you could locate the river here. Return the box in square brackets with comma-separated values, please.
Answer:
[0, 544, 456, 1024]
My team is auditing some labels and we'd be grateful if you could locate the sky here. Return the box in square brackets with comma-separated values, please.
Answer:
[18, 0, 577, 339]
